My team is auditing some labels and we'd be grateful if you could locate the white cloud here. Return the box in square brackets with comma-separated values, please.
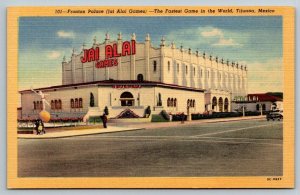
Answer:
[57, 30, 75, 38]
[201, 28, 223, 37]
[213, 38, 241, 46]
[201, 27, 242, 47]
[247, 57, 283, 93]
[47, 51, 61, 59]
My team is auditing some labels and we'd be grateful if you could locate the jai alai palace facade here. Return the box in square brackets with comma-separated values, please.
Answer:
[19, 33, 248, 120]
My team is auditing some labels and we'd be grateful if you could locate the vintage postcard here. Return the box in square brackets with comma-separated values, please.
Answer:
[7, 6, 294, 188]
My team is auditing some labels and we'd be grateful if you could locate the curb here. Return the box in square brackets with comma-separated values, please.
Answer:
[18, 127, 145, 139]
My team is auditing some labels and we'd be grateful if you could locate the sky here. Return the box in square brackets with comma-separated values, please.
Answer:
[18, 16, 283, 93]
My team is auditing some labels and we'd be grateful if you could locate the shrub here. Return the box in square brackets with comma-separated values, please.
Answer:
[172, 113, 187, 121]
[160, 110, 170, 121]
[151, 114, 169, 122]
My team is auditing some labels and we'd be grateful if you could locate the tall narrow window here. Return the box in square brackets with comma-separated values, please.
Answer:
[54, 100, 58, 109]
[200, 69, 203, 77]
[170, 98, 174, 107]
[167, 98, 170, 107]
[51, 100, 54, 109]
[79, 98, 83, 108]
[153, 60, 157, 72]
[193, 67, 196, 76]
[71, 99, 74, 108]
[186, 65, 188, 74]
[33, 101, 36, 110]
[174, 98, 177, 107]
[58, 99, 62, 109]
[177, 63, 179, 73]
[75, 98, 79, 108]
[168, 61, 170, 72]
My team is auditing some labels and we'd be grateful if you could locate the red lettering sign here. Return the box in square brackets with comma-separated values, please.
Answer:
[81, 40, 136, 64]
[112, 85, 141, 89]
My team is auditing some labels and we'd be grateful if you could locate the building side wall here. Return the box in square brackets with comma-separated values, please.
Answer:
[20, 86, 99, 119]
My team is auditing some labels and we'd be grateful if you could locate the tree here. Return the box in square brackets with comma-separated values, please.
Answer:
[90, 93, 94, 107]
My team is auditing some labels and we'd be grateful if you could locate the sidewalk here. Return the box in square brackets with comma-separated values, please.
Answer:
[18, 126, 144, 139]
[114, 115, 266, 129]
[18, 115, 265, 139]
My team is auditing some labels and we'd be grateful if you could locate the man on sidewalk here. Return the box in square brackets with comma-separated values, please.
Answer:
[101, 113, 108, 128]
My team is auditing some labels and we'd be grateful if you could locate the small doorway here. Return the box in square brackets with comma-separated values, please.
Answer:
[120, 92, 135, 106]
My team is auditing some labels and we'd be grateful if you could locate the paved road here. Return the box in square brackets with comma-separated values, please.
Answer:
[18, 119, 283, 177]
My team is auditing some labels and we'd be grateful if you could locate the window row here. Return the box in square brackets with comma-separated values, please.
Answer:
[187, 99, 196, 108]
[51, 99, 62, 110]
[33, 101, 43, 110]
[70, 98, 83, 108]
[256, 104, 266, 111]
[167, 98, 177, 107]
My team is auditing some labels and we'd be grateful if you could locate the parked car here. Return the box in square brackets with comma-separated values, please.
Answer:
[266, 112, 283, 121]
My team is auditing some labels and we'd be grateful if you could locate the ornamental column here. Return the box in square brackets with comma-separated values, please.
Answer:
[71, 48, 76, 84]
[160, 36, 165, 83]
[130, 33, 136, 80]
[105, 33, 110, 80]
[92, 36, 97, 81]
[62, 56, 66, 85]
[145, 34, 150, 81]
[117, 32, 122, 80]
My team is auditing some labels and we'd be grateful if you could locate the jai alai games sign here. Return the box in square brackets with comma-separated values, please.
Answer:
[80, 40, 136, 68]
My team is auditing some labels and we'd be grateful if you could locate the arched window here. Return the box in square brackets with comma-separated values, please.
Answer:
[70, 99, 74, 108]
[51, 100, 54, 110]
[256, 104, 260, 111]
[262, 104, 266, 111]
[167, 98, 170, 107]
[54, 100, 58, 109]
[212, 97, 217, 110]
[120, 92, 134, 106]
[153, 60, 157, 72]
[218, 97, 223, 112]
[170, 98, 174, 107]
[75, 98, 79, 108]
[79, 98, 82, 108]
[224, 98, 229, 112]
[174, 98, 177, 107]
[168, 61, 170, 71]
[137, 74, 144, 82]
[36, 101, 39, 110]
[40, 101, 43, 110]
[33, 101, 36, 110]
[187, 99, 190, 107]
[58, 99, 62, 109]
[200, 69, 203, 77]
[193, 67, 196, 76]
[192, 100, 195, 108]
[186, 65, 188, 74]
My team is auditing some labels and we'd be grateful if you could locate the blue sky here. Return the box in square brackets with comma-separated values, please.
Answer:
[18, 16, 283, 93]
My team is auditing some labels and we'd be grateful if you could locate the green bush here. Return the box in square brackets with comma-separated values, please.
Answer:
[160, 110, 170, 120]
[151, 114, 169, 122]
[89, 116, 102, 123]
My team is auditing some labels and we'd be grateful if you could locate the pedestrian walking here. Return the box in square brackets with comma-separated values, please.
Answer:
[101, 113, 108, 128]
[181, 112, 185, 124]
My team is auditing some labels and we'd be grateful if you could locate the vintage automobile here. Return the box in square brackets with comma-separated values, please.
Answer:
[266, 112, 283, 121]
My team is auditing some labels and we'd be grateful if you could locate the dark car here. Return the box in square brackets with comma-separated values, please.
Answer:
[266, 112, 283, 121]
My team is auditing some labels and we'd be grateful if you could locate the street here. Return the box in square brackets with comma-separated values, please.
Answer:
[18, 119, 283, 177]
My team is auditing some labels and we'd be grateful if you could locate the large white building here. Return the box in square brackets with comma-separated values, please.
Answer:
[19, 33, 248, 120]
